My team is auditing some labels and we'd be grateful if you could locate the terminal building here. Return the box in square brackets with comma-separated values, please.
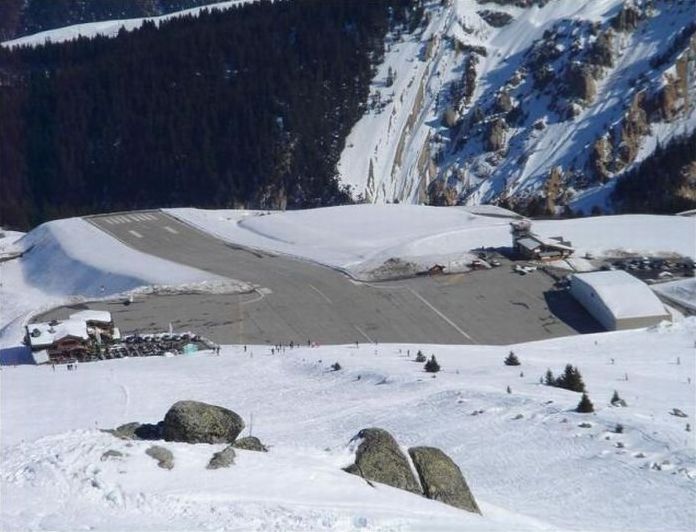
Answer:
[570, 271, 670, 331]
[510, 219, 574, 261]
[26, 310, 119, 363]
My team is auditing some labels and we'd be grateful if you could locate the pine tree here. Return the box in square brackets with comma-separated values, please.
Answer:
[385, 66, 395, 87]
[576, 393, 594, 413]
[415, 350, 426, 363]
[555, 364, 586, 392]
[424, 355, 440, 373]
[331, 362, 342, 371]
[506, 385, 511, 394]
[544, 369, 555, 385]
[504, 351, 521, 366]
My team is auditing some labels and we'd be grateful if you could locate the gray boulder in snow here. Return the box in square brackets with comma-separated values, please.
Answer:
[207, 445, 236, 469]
[344, 428, 421, 494]
[162, 400, 244, 444]
[408, 446, 481, 514]
[146, 445, 174, 470]
[232, 436, 268, 452]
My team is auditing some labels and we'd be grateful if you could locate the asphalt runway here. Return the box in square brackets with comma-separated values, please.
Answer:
[36, 211, 601, 346]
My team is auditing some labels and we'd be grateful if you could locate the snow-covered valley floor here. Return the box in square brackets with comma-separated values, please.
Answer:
[2, 321, 695, 531]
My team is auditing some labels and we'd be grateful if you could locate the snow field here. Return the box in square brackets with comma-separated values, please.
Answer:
[2, 319, 695, 530]
[169, 206, 696, 279]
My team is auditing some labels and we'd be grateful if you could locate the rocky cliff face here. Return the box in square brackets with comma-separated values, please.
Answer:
[338, 0, 696, 215]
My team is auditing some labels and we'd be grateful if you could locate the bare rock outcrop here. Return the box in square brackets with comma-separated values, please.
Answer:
[484, 118, 508, 152]
[566, 62, 596, 103]
[589, 30, 614, 68]
[617, 92, 650, 168]
[408, 446, 481, 514]
[611, 4, 642, 32]
[428, 179, 459, 206]
[591, 136, 613, 182]
[344, 428, 421, 494]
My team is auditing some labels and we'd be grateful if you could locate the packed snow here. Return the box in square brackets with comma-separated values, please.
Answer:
[169, 206, 696, 279]
[1, 1, 254, 49]
[2, 320, 694, 530]
[0, 217, 250, 351]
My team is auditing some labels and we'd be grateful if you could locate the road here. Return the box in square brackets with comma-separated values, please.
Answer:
[36, 211, 601, 346]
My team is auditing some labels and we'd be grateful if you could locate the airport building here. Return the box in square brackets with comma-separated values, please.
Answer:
[569, 271, 670, 331]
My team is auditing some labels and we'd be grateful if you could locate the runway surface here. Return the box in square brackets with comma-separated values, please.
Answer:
[37, 211, 601, 345]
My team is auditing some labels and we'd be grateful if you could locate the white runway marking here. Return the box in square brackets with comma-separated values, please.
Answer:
[309, 284, 333, 304]
[117, 215, 131, 224]
[130, 213, 146, 221]
[128, 230, 143, 238]
[241, 289, 267, 306]
[103, 218, 115, 225]
[143, 213, 157, 221]
[163, 226, 179, 234]
[354, 325, 374, 343]
[407, 287, 474, 342]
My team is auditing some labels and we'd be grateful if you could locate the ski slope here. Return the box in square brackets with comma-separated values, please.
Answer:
[2, 320, 694, 530]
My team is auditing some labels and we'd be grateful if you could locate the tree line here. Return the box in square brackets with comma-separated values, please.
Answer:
[0, 0, 424, 229]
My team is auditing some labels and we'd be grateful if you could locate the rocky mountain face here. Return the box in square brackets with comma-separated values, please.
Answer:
[0, 0, 225, 41]
[338, 0, 696, 215]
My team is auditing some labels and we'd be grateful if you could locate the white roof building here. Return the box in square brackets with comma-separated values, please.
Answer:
[570, 271, 670, 331]
[26, 320, 90, 349]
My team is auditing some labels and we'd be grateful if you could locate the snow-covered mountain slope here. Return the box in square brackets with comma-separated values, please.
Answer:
[2, 320, 694, 530]
[338, 0, 696, 213]
[0, 0, 253, 48]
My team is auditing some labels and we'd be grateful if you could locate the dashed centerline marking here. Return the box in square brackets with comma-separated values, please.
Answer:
[128, 230, 143, 238]
[309, 284, 333, 304]
[163, 226, 179, 234]
[407, 287, 475, 342]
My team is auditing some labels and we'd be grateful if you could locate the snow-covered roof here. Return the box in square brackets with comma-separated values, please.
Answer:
[69, 310, 112, 323]
[27, 320, 89, 348]
[572, 271, 668, 321]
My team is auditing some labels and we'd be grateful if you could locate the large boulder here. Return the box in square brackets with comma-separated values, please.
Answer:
[207, 445, 236, 469]
[408, 446, 481, 514]
[344, 428, 421, 494]
[162, 401, 244, 444]
[233, 436, 268, 452]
